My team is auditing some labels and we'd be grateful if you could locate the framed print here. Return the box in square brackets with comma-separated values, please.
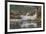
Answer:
[5, 0, 45, 33]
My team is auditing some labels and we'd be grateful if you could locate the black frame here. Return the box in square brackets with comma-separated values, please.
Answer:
[5, 0, 45, 34]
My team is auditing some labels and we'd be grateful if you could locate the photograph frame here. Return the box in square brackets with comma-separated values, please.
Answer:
[5, 0, 45, 33]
